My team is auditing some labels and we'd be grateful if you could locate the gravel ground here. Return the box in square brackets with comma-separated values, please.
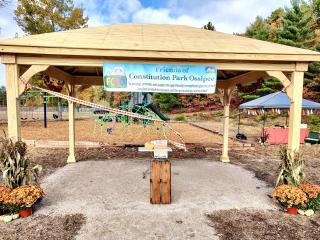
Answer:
[35, 159, 274, 240]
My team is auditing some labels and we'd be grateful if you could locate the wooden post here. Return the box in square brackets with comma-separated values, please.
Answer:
[150, 160, 161, 204]
[220, 87, 233, 163]
[5, 62, 21, 141]
[150, 160, 171, 204]
[67, 84, 76, 163]
[161, 160, 171, 204]
[287, 71, 304, 156]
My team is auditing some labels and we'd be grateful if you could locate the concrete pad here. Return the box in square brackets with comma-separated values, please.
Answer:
[37, 159, 274, 240]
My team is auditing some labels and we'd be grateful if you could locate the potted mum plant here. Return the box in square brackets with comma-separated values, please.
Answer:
[272, 184, 308, 214]
[299, 183, 320, 212]
[6, 185, 45, 217]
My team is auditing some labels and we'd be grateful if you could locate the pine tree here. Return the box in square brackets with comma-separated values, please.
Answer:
[241, 1, 320, 102]
[277, 0, 317, 49]
[203, 21, 216, 31]
[245, 16, 270, 41]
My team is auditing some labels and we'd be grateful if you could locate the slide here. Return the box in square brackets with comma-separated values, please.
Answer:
[146, 103, 170, 121]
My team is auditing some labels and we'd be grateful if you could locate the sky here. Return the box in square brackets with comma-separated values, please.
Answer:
[0, 0, 291, 87]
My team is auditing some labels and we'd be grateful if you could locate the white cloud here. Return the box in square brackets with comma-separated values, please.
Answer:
[132, 7, 207, 27]
[102, 0, 142, 23]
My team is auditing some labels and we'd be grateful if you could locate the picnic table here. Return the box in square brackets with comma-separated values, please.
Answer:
[261, 127, 309, 145]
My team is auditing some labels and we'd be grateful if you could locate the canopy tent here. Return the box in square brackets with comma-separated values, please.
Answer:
[1, 23, 320, 162]
[239, 91, 320, 110]
[238, 91, 320, 144]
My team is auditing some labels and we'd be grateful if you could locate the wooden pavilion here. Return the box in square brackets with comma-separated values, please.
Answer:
[0, 24, 319, 163]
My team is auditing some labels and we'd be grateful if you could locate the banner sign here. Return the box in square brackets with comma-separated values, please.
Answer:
[103, 62, 217, 94]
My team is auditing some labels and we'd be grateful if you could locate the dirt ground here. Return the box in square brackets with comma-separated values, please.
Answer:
[0, 214, 85, 240]
[0, 119, 241, 146]
[208, 209, 320, 240]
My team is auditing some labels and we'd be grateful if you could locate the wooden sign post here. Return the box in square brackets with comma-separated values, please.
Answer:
[150, 159, 171, 204]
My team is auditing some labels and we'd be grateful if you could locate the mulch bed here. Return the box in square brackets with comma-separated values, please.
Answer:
[208, 209, 320, 240]
[228, 144, 320, 186]
[27, 144, 214, 178]
[0, 214, 85, 240]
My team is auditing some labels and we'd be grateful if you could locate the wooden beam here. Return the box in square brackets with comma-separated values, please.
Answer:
[19, 65, 50, 95]
[296, 62, 309, 71]
[45, 66, 72, 83]
[217, 71, 269, 89]
[266, 70, 293, 99]
[287, 71, 304, 156]
[1, 55, 16, 64]
[67, 84, 76, 163]
[219, 86, 235, 163]
[2, 45, 320, 61]
[16, 56, 299, 71]
[5, 64, 21, 140]
[72, 76, 102, 85]
[266, 71, 290, 87]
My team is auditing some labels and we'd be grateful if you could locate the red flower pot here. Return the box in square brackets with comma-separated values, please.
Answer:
[19, 209, 32, 217]
[287, 207, 298, 215]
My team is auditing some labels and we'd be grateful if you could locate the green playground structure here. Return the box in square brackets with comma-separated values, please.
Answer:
[145, 103, 170, 121]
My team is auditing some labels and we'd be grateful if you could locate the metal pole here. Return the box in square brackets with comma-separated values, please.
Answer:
[237, 109, 240, 134]
[43, 92, 47, 128]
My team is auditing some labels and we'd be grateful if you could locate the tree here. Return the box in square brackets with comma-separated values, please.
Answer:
[245, 16, 270, 41]
[277, 0, 317, 49]
[15, 0, 88, 35]
[153, 93, 180, 113]
[241, 1, 320, 102]
[203, 21, 216, 31]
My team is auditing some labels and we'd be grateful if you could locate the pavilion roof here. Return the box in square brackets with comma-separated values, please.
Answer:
[0, 24, 319, 61]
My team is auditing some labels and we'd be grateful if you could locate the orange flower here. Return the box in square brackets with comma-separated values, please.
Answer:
[272, 185, 308, 208]
[299, 183, 320, 199]
[5, 185, 45, 208]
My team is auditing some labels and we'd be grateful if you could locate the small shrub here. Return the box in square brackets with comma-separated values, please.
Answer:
[211, 111, 224, 117]
[198, 112, 208, 120]
[307, 114, 320, 132]
[174, 115, 186, 121]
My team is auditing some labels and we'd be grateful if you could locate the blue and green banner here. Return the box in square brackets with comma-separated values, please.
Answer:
[103, 62, 217, 94]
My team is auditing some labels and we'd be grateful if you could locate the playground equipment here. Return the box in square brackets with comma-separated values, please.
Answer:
[20, 89, 67, 127]
[20, 76, 186, 150]
[93, 92, 171, 141]
[130, 92, 170, 121]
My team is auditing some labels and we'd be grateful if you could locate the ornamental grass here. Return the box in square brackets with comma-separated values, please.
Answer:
[272, 184, 308, 208]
